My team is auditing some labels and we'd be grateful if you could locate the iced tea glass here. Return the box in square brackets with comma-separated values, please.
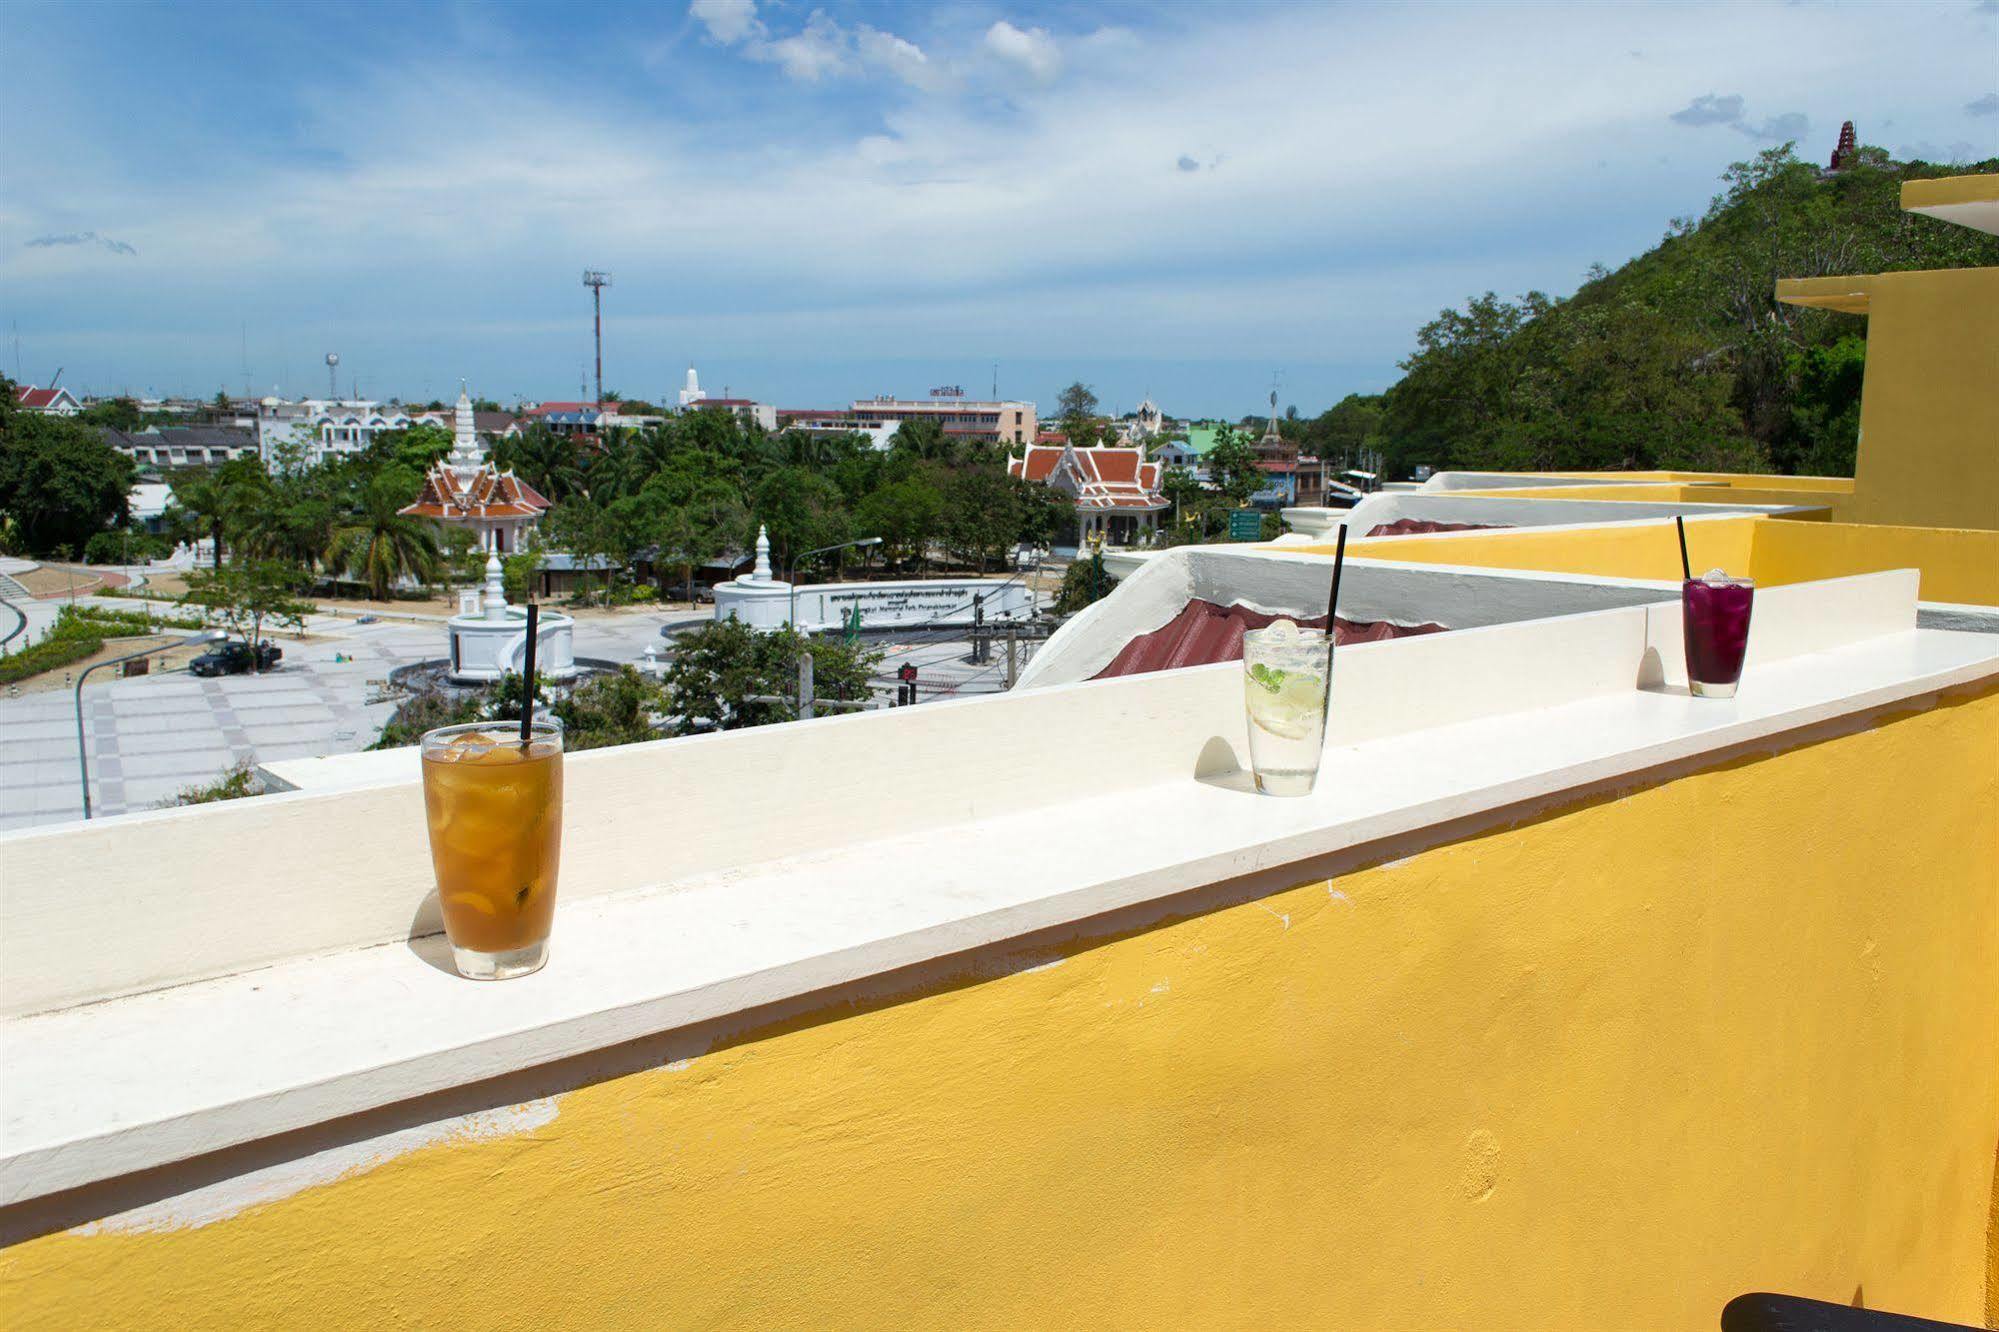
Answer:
[1682, 573, 1755, 699]
[1242, 620, 1333, 796]
[420, 719, 564, 980]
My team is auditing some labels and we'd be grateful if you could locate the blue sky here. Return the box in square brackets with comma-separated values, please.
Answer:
[3, 0, 1995, 418]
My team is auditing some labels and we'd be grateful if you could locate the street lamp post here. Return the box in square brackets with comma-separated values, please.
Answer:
[76, 631, 225, 819]
[788, 536, 883, 632]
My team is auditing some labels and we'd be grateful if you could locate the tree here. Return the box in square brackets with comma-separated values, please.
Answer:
[652, 481, 750, 602]
[660, 618, 880, 735]
[942, 469, 1021, 572]
[168, 463, 261, 570]
[752, 468, 850, 574]
[889, 416, 952, 462]
[551, 666, 666, 750]
[855, 474, 943, 571]
[323, 470, 443, 598]
[0, 410, 139, 555]
[1053, 549, 1112, 613]
[79, 397, 144, 431]
[1056, 381, 1099, 424]
[494, 425, 585, 501]
[180, 561, 314, 667]
[1203, 425, 1263, 507]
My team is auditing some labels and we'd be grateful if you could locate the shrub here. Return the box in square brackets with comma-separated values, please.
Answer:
[83, 530, 170, 565]
[0, 630, 101, 686]
[163, 762, 262, 807]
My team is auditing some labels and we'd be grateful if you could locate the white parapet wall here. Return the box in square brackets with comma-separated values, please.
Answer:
[715, 574, 1040, 634]
[4, 568, 1991, 1210]
[1280, 492, 1824, 540]
[1017, 546, 1681, 689]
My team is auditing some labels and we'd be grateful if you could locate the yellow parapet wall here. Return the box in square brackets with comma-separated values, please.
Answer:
[3, 687, 1996, 1328]
[1843, 266, 1999, 532]
[1329, 515, 1999, 607]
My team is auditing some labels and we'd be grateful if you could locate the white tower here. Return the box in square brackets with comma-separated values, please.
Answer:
[679, 364, 708, 409]
[447, 381, 485, 481]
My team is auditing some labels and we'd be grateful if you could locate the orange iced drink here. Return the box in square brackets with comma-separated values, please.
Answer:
[420, 721, 563, 979]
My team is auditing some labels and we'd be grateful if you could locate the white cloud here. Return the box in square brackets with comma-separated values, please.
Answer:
[689, 0, 762, 46]
[749, 10, 853, 82]
[1668, 92, 1808, 141]
[1669, 93, 1744, 126]
[857, 25, 948, 91]
[983, 21, 1062, 84]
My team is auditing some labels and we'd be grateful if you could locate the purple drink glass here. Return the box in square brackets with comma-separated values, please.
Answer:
[1682, 574, 1754, 698]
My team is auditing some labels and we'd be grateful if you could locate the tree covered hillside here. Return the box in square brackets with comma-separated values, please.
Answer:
[1356, 145, 1999, 479]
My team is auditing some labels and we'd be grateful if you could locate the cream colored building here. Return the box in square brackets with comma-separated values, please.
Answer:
[849, 394, 1037, 445]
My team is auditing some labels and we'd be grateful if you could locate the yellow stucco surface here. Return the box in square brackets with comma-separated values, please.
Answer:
[1333, 514, 1999, 606]
[1841, 266, 1999, 532]
[4, 689, 1997, 1330]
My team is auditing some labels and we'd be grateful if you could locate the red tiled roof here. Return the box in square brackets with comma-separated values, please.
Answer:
[400, 463, 551, 520]
[1362, 519, 1513, 538]
[14, 386, 67, 409]
[1009, 444, 1064, 482]
[1091, 599, 1447, 681]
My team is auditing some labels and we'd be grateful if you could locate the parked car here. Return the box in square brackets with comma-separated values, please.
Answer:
[189, 639, 282, 677]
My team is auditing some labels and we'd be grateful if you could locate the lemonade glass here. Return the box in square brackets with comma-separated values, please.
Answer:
[420, 719, 564, 980]
[1242, 620, 1332, 796]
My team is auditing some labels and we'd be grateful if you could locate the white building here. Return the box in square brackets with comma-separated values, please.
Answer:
[257, 397, 414, 466]
[12, 385, 82, 416]
[678, 365, 707, 409]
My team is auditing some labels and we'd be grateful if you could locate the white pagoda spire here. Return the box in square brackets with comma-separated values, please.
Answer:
[679, 364, 707, 408]
[747, 524, 773, 583]
[448, 380, 486, 479]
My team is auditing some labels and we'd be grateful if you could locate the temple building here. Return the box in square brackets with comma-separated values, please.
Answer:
[1249, 391, 1324, 509]
[1008, 441, 1168, 548]
[398, 386, 550, 554]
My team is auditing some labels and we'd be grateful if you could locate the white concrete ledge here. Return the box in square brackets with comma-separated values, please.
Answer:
[3, 572, 1994, 1206]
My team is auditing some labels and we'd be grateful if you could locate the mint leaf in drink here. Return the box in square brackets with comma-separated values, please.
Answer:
[1249, 663, 1287, 693]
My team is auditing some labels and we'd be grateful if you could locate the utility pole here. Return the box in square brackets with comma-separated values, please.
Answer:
[582, 270, 611, 405]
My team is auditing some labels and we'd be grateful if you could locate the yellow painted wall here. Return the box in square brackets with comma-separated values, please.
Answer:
[1751, 520, 1999, 606]
[4, 689, 1997, 1330]
[1333, 514, 1999, 606]
[1334, 514, 1762, 581]
[1847, 267, 1999, 531]
[1448, 483, 1846, 514]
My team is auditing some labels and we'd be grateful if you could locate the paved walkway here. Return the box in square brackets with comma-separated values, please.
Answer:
[0, 599, 1021, 834]
[0, 609, 704, 833]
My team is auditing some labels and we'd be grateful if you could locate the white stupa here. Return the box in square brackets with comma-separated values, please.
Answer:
[710, 525, 792, 631]
[678, 365, 708, 409]
[446, 553, 579, 685]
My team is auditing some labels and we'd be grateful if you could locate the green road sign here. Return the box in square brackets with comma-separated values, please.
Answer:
[1229, 509, 1263, 542]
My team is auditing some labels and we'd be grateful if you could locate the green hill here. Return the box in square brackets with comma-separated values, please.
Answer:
[1344, 145, 1999, 479]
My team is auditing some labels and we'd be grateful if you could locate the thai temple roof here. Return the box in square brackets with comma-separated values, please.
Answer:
[398, 385, 551, 521]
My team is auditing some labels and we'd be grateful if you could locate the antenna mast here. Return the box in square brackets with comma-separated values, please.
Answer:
[582, 270, 611, 405]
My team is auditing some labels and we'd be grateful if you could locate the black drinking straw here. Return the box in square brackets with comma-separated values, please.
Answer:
[519, 602, 540, 746]
[1675, 515, 1693, 581]
[1321, 525, 1349, 730]
[1326, 524, 1349, 627]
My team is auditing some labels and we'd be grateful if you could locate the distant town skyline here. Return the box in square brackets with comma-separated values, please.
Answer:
[3, 0, 1994, 417]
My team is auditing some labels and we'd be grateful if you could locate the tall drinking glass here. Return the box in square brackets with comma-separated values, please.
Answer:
[1242, 619, 1332, 796]
[1682, 572, 1755, 699]
[420, 719, 564, 980]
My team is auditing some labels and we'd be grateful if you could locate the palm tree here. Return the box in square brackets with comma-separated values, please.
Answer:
[496, 425, 585, 502]
[324, 475, 443, 599]
[169, 469, 247, 570]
